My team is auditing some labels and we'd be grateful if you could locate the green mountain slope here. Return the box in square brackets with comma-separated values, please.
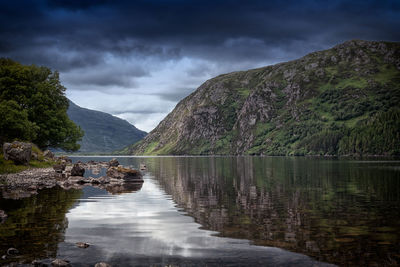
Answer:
[67, 101, 146, 153]
[124, 40, 400, 156]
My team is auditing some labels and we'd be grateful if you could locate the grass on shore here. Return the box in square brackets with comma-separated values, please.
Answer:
[0, 154, 55, 174]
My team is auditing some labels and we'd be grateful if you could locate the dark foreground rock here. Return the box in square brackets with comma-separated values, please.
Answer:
[3, 141, 32, 165]
[106, 166, 143, 182]
[70, 163, 85, 176]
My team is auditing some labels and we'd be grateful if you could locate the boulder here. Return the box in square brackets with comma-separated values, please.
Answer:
[53, 163, 66, 173]
[71, 163, 85, 176]
[95, 263, 112, 267]
[108, 158, 119, 167]
[106, 166, 143, 182]
[3, 141, 32, 165]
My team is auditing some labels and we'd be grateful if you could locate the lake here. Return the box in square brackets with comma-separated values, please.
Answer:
[1, 156, 399, 266]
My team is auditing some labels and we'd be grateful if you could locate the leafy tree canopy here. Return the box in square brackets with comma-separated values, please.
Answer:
[0, 58, 83, 151]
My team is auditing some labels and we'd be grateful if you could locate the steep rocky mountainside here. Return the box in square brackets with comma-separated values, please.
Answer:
[124, 40, 400, 156]
[67, 101, 146, 153]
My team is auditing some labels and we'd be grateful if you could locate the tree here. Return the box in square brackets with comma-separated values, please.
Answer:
[0, 58, 83, 151]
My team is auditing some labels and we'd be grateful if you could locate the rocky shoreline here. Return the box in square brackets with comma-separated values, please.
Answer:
[0, 158, 144, 200]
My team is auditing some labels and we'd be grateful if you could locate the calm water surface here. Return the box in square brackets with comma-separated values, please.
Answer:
[1, 156, 399, 266]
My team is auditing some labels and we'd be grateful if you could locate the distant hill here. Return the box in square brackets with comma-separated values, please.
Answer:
[124, 40, 400, 156]
[67, 101, 146, 153]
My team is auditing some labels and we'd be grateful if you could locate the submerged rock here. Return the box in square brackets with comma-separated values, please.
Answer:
[70, 163, 85, 176]
[95, 263, 111, 267]
[3, 141, 32, 165]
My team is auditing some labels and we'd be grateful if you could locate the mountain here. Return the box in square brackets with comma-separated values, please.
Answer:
[67, 101, 146, 153]
[123, 40, 400, 156]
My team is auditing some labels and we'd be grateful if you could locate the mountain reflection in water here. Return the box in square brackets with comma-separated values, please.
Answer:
[146, 156, 400, 266]
[0, 187, 82, 263]
[0, 156, 399, 266]
[59, 157, 329, 266]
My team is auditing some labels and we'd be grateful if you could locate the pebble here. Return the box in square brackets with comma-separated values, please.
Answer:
[7, 248, 19, 255]
[76, 242, 90, 248]
[51, 259, 70, 267]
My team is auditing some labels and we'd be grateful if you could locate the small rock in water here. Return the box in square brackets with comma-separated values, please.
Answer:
[1, 255, 7, 260]
[51, 259, 70, 267]
[71, 163, 85, 176]
[7, 248, 19, 255]
[76, 242, 90, 248]
[95, 262, 112, 267]
[106, 166, 143, 182]
[108, 158, 119, 167]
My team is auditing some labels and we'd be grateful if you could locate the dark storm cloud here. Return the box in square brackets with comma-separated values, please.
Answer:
[1, 0, 399, 69]
[63, 65, 148, 87]
[1, 0, 399, 131]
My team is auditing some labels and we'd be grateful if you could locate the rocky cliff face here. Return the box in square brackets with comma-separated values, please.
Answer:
[125, 40, 400, 155]
[67, 101, 146, 153]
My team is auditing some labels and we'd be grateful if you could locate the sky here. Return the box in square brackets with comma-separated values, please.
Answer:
[0, 0, 399, 132]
